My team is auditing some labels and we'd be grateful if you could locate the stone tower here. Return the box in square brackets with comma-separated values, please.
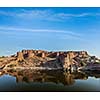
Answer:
[17, 52, 24, 61]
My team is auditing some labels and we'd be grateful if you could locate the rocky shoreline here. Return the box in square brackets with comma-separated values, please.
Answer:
[0, 49, 100, 72]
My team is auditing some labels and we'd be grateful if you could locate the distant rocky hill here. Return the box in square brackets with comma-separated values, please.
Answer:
[0, 50, 100, 71]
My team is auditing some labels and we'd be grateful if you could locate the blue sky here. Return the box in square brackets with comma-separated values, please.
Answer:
[0, 7, 100, 57]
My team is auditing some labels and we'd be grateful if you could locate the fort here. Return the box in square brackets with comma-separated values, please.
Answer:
[0, 50, 100, 71]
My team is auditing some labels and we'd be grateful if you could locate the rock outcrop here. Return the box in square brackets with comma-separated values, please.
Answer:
[56, 51, 90, 70]
[0, 50, 100, 71]
[17, 52, 24, 61]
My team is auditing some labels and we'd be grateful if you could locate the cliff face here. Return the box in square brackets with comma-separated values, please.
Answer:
[57, 51, 89, 69]
[0, 50, 99, 70]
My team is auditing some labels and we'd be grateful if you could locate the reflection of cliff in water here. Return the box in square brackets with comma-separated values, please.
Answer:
[0, 69, 95, 86]
[84, 70, 100, 78]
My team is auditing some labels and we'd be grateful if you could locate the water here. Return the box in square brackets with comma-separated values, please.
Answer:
[0, 69, 100, 92]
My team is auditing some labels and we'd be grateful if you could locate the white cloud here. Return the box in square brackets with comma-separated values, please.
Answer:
[0, 9, 100, 21]
[16, 9, 100, 21]
[0, 26, 81, 40]
[56, 13, 91, 18]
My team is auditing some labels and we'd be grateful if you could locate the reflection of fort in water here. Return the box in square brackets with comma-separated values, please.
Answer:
[0, 69, 97, 86]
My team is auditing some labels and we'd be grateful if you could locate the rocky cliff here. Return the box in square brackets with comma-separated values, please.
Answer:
[0, 50, 100, 71]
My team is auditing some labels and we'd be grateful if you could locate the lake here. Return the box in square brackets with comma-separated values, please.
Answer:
[0, 69, 100, 92]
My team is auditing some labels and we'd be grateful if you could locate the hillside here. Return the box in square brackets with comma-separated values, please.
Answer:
[0, 50, 100, 71]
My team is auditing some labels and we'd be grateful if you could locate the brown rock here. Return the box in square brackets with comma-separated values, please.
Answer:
[17, 52, 24, 61]
[27, 50, 34, 58]
[0, 49, 98, 71]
